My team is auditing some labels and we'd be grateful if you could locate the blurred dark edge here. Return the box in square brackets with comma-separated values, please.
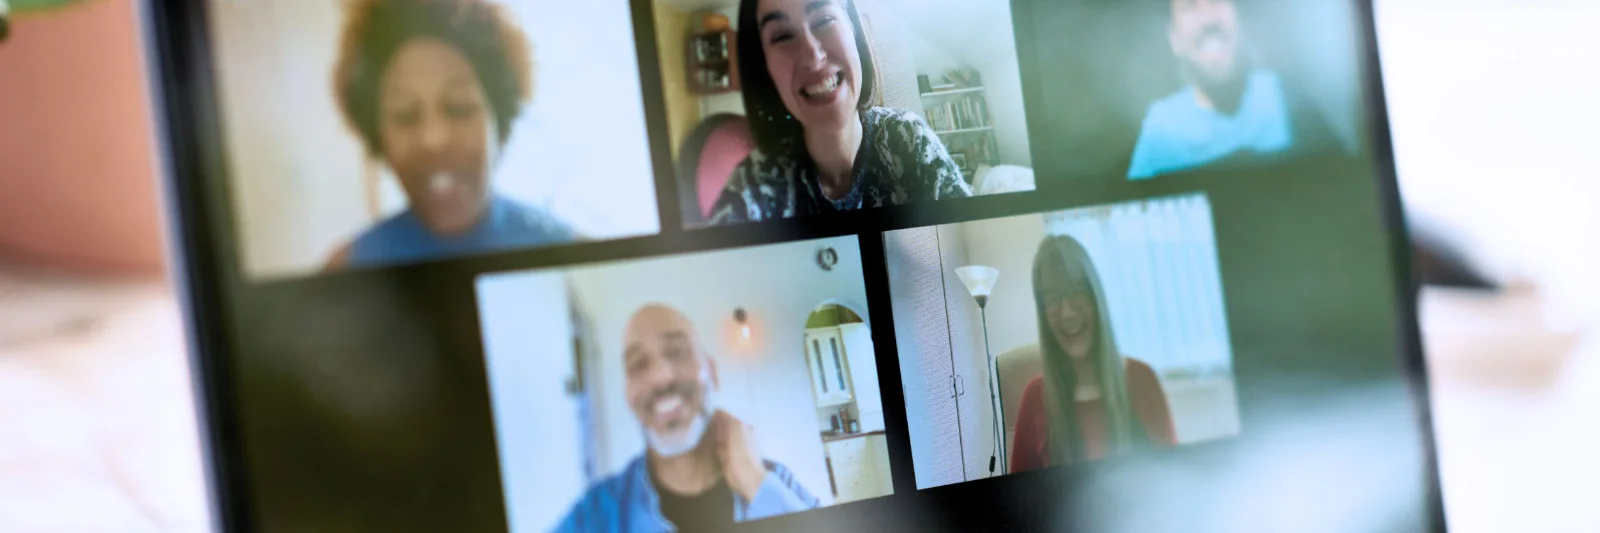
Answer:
[1409, 212, 1497, 290]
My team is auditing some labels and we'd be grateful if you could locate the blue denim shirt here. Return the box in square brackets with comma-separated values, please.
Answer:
[554, 455, 819, 533]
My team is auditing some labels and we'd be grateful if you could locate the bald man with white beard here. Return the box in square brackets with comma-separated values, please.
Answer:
[557, 304, 818, 533]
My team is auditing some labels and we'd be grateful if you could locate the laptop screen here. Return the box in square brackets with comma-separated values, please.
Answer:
[145, 0, 1439, 531]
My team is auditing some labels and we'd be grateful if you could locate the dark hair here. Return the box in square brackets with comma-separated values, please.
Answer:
[1031, 235, 1146, 464]
[333, 0, 533, 155]
[736, 0, 878, 158]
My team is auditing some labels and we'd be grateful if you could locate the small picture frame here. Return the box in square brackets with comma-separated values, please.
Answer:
[951, 153, 969, 169]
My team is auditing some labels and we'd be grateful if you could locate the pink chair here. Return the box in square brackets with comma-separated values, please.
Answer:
[676, 114, 755, 226]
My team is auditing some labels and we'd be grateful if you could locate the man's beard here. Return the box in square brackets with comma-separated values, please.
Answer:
[1184, 27, 1251, 114]
[643, 369, 718, 457]
[1191, 63, 1250, 115]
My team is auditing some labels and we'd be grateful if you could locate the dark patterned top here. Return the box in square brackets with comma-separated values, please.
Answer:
[706, 107, 972, 225]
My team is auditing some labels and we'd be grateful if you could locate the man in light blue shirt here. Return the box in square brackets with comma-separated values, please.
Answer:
[556, 305, 818, 532]
[1129, 0, 1295, 180]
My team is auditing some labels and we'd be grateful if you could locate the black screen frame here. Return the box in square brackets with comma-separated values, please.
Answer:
[137, 0, 1444, 530]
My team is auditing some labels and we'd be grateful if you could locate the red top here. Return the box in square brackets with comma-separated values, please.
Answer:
[1009, 358, 1178, 472]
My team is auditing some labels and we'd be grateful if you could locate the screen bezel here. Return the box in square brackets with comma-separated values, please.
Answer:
[136, 0, 1445, 530]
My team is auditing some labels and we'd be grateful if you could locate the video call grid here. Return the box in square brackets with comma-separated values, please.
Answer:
[147, 0, 1438, 530]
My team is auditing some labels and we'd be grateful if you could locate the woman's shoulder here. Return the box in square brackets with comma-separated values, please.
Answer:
[865, 106, 935, 138]
[738, 147, 803, 177]
[706, 150, 809, 224]
[1024, 373, 1045, 390]
[338, 210, 425, 269]
[494, 196, 577, 242]
[864, 106, 926, 126]
[1121, 356, 1157, 376]
[1018, 374, 1047, 416]
[727, 149, 808, 196]
[863, 106, 948, 167]
[1120, 356, 1164, 390]
[349, 209, 422, 249]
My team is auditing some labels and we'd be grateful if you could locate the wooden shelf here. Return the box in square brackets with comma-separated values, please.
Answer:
[821, 429, 887, 444]
[688, 28, 740, 95]
[934, 126, 995, 135]
[922, 79, 998, 171]
[920, 87, 985, 98]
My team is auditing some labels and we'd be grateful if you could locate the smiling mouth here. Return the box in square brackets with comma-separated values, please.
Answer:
[799, 72, 845, 102]
[429, 172, 457, 195]
[1197, 31, 1233, 50]
[654, 395, 685, 417]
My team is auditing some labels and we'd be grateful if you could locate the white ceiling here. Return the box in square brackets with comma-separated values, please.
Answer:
[871, 0, 1016, 70]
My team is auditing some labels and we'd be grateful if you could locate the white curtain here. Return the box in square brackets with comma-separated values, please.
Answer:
[1044, 194, 1232, 378]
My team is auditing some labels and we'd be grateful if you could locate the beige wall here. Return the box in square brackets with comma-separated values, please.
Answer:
[208, 0, 371, 279]
[654, 2, 702, 157]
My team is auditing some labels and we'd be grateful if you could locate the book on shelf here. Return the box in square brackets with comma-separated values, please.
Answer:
[923, 92, 991, 132]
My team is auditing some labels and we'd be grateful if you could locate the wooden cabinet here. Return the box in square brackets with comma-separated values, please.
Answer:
[805, 323, 884, 417]
[838, 323, 883, 429]
[805, 326, 855, 407]
[825, 433, 893, 503]
[687, 29, 739, 95]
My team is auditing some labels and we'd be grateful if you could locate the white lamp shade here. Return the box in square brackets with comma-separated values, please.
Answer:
[955, 265, 1000, 298]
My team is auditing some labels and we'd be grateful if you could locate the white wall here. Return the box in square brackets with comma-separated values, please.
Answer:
[464, 0, 661, 239]
[216, 0, 661, 279]
[956, 213, 1048, 357]
[210, 0, 369, 278]
[477, 274, 586, 533]
[1378, 0, 1600, 324]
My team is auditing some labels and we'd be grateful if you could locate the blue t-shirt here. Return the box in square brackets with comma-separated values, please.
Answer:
[346, 194, 575, 268]
[1127, 70, 1294, 180]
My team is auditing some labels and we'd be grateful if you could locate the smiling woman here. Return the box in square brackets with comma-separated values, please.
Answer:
[705, 0, 972, 225]
[326, 0, 576, 270]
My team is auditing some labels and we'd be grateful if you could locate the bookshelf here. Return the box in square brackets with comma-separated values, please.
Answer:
[920, 86, 999, 176]
[920, 87, 985, 98]
[936, 126, 994, 135]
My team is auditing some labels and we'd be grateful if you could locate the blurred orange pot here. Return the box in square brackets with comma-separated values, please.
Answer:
[0, 0, 166, 276]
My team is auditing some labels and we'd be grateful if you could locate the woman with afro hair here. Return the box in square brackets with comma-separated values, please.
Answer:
[326, 0, 574, 270]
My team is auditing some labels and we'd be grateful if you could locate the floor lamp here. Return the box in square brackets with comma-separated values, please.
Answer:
[956, 265, 1006, 476]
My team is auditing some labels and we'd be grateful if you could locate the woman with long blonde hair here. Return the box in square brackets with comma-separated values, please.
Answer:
[1011, 235, 1177, 471]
